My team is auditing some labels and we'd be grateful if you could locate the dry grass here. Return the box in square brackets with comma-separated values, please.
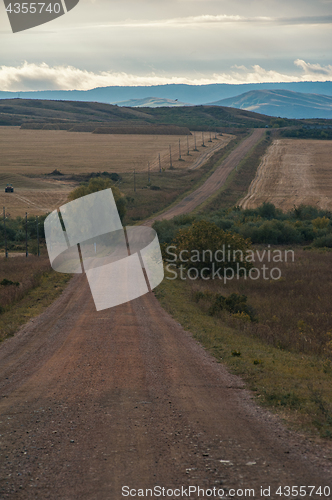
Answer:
[155, 268, 332, 439]
[0, 255, 71, 341]
[240, 139, 332, 211]
[0, 255, 51, 310]
[189, 247, 332, 359]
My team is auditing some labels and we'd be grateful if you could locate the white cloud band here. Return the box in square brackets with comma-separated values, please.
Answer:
[0, 60, 331, 92]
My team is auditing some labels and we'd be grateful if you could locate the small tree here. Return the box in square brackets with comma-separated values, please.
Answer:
[68, 178, 126, 222]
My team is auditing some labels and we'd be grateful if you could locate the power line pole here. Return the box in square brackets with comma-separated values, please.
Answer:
[169, 145, 172, 169]
[36, 216, 40, 257]
[134, 169, 136, 192]
[187, 135, 189, 155]
[25, 212, 28, 258]
[202, 132, 205, 147]
[194, 133, 198, 151]
[178, 139, 181, 160]
[159, 153, 161, 173]
[148, 161, 150, 183]
[3, 207, 7, 258]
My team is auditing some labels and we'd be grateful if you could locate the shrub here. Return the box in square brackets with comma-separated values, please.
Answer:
[257, 202, 277, 220]
[170, 220, 252, 275]
[312, 234, 332, 248]
[208, 292, 257, 322]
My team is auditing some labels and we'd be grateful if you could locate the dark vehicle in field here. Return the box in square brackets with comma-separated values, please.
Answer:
[5, 184, 14, 193]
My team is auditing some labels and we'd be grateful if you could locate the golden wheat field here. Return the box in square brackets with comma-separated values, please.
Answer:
[240, 138, 332, 211]
[0, 127, 232, 216]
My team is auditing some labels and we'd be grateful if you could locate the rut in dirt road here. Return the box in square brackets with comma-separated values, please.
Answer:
[0, 128, 331, 499]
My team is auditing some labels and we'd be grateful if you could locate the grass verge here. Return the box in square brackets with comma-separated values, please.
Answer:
[0, 256, 71, 342]
[154, 272, 332, 440]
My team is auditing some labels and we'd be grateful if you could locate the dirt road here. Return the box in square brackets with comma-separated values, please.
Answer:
[144, 129, 264, 225]
[0, 128, 331, 499]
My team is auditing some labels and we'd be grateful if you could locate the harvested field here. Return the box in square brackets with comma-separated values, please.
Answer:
[240, 138, 332, 211]
[0, 127, 232, 216]
[0, 173, 75, 217]
[0, 127, 231, 175]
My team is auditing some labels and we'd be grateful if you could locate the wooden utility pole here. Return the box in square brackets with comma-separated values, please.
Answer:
[134, 169, 136, 192]
[159, 154, 161, 173]
[169, 145, 172, 169]
[148, 161, 150, 183]
[187, 135, 189, 155]
[36, 216, 40, 257]
[3, 207, 7, 258]
[25, 212, 28, 257]
[194, 133, 198, 151]
[178, 139, 181, 160]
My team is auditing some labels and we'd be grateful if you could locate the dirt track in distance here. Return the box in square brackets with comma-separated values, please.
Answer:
[0, 128, 331, 499]
[145, 128, 264, 224]
[240, 138, 332, 211]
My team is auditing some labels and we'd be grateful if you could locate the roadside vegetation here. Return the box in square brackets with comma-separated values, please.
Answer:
[0, 255, 71, 342]
[153, 202, 332, 438]
[153, 202, 332, 248]
[281, 127, 332, 140]
[155, 272, 332, 439]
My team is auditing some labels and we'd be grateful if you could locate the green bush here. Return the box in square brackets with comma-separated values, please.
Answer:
[208, 292, 257, 322]
[312, 234, 332, 248]
[169, 220, 252, 275]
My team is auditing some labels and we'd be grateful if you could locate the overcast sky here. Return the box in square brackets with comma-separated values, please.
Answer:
[0, 0, 332, 90]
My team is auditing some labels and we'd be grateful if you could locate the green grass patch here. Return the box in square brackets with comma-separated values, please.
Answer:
[154, 273, 332, 439]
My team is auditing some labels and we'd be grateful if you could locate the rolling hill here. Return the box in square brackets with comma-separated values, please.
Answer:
[114, 97, 191, 107]
[209, 89, 332, 119]
[0, 98, 279, 131]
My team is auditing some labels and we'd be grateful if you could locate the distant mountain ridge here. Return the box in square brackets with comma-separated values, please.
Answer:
[209, 89, 332, 119]
[1, 81, 332, 109]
